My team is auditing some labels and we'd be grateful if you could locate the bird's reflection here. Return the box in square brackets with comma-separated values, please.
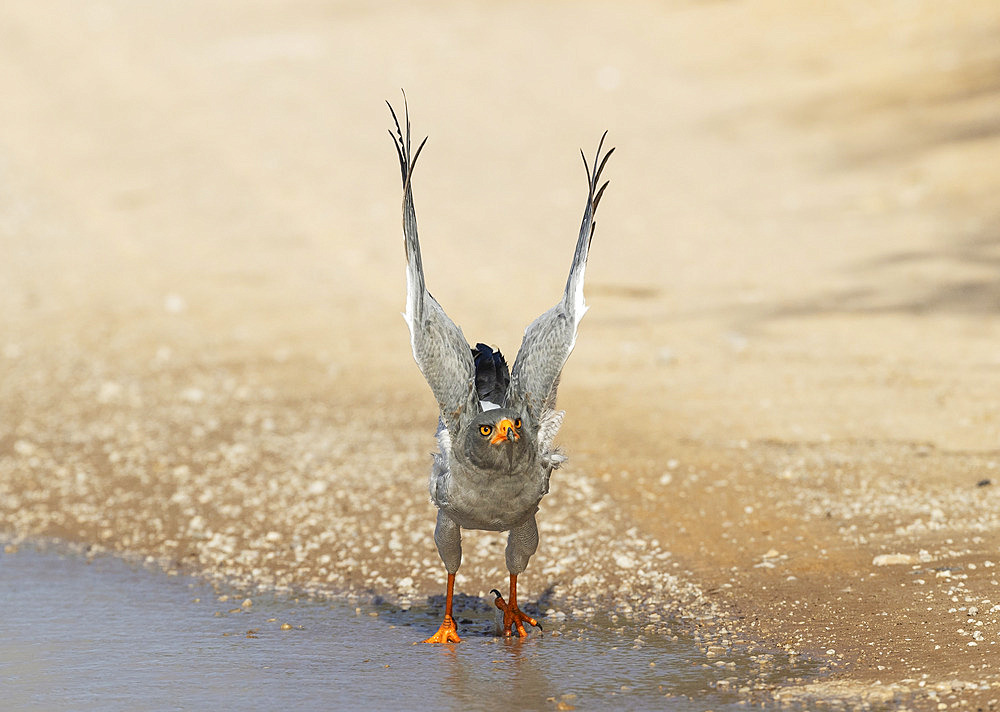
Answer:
[419, 593, 557, 711]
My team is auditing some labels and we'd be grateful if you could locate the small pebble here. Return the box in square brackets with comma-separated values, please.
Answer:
[873, 554, 914, 567]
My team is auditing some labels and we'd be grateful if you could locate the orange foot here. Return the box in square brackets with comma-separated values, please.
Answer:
[492, 588, 542, 638]
[422, 614, 462, 644]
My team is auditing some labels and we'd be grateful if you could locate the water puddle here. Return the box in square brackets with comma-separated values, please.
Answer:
[1, 544, 823, 710]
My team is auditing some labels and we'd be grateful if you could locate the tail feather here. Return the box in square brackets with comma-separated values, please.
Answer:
[471, 343, 510, 405]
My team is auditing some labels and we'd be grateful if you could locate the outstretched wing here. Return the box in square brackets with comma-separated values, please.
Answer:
[507, 133, 614, 418]
[388, 97, 478, 435]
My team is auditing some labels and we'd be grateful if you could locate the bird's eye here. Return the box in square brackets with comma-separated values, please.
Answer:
[479, 425, 493, 437]
[514, 418, 522, 429]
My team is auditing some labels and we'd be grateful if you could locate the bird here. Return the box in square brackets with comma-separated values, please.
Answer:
[387, 97, 612, 643]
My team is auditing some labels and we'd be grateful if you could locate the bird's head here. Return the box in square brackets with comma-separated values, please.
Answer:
[462, 408, 535, 474]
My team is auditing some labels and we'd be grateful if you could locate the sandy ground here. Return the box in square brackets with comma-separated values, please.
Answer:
[3, 0, 1000, 707]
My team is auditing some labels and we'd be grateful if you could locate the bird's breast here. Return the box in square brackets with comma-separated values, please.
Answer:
[434, 461, 547, 532]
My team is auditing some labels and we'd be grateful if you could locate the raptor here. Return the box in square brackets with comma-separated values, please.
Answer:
[388, 98, 613, 643]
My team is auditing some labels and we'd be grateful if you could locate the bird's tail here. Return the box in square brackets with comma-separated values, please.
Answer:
[472, 343, 510, 406]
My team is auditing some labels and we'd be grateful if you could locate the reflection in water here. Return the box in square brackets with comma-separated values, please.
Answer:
[1, 545, 822, 711]
[437, 635, 554, 712]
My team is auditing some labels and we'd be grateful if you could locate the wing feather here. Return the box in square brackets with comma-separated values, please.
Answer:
[507, 134, 614, 417]
[389, 95, 478, 434]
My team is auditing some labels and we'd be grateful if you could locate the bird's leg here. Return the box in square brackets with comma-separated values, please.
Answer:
[422, 572, 461, 644]
[491, 574, 542, 638]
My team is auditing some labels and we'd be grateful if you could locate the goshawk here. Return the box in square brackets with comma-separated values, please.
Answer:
[388, 98, 613, 643]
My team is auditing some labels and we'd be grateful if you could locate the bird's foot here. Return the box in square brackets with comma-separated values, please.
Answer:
[421, 614, 462, 644]
[491, 589, 542, 638]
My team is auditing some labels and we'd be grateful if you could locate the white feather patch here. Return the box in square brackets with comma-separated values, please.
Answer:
[435, 420, 452, 452]
[537, 408, 565, 452]
[403, 268, 418, 358]
[567, 269, 589, 353]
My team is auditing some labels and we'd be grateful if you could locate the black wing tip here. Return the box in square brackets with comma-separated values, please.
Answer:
[593, 179, 610, 212]
[594, 130, 609, 160]
[387, 92, 429, 187]
[581, 133, 615, 199]
[582, 134, 615, 216]
[577, 134, 613, 253]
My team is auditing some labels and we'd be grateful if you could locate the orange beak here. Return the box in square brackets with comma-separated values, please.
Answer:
[490, 418, 520, 445]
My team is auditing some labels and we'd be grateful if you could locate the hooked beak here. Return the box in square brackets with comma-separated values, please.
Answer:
[490, 418, 520, 445]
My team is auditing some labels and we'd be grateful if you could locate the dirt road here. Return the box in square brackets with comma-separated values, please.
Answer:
[2, 1, 1000, 707]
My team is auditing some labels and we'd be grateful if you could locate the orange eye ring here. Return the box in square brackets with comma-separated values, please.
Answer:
[479, 424, 493, 437]
[513, 418, 522, 430]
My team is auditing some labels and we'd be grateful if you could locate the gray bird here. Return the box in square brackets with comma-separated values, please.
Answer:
[388, 98, 612, 643]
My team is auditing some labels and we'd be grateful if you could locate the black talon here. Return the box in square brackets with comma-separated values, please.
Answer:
[490, 589, 502, 600]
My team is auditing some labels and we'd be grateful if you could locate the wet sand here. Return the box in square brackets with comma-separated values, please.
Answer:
[2, 1, 1000, 708]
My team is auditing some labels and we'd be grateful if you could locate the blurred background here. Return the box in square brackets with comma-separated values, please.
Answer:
[2, 1, 999, 448]
[4, 4, 1000, 698]
[1, 0, 999, 565]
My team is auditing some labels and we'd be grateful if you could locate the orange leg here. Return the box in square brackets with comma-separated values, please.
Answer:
[422, 572, 462, 644]
[491, 574, 542, 638]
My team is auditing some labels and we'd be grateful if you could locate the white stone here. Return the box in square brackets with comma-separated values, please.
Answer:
[873, 553, 914, 566]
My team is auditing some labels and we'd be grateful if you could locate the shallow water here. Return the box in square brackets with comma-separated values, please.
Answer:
[1, 546, 820, 710]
